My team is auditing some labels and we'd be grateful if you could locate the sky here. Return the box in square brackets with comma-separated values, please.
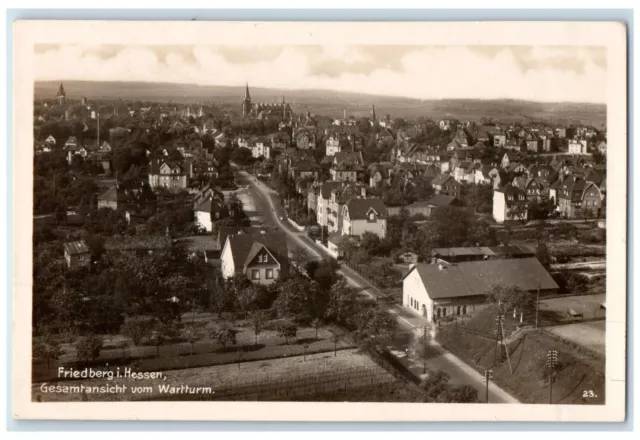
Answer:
[34, 44, 607, 103]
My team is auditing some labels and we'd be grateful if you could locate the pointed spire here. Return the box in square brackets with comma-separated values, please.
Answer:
[371, 104, 376, 121]
[244, 82, 251, 100]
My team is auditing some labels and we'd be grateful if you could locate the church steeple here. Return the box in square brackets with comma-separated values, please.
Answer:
[242, 82, 252, 117]
[56, 83, 66, 105]
[371, 104, 376, 122]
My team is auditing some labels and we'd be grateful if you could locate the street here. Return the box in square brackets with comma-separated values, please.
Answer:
[234, 169, 519, 403]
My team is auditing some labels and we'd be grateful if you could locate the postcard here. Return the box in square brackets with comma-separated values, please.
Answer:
[12, 20, 627, 421]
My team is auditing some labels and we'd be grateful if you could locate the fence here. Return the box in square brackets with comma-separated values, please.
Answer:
[145, 365, 396, 401]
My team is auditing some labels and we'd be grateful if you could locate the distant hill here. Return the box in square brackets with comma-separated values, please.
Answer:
[34, 80, 606, 128]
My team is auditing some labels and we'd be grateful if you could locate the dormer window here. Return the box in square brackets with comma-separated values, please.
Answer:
[369, 212, 375, 221]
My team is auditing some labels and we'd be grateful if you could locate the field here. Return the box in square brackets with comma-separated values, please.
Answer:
[33, 349, 404, 402]
[32, 311, 354, 383]
[539, 294, 606, 321]
[546, 321, 605, 356]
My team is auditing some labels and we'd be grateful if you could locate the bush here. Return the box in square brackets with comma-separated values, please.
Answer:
[75, 334, 103, 364]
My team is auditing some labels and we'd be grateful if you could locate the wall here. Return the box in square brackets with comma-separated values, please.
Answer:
[493, 191, 506, 223]
[195, 210, 213, 233]
[287, 217, 306, 232]
[344, 217, 387, 239]
[220, 242, 235, 279]
[402, 269, 432, 320]
[245, 264, 280, 285]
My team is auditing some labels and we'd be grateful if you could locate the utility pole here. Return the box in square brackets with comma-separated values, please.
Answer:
[422, 325, 428, 374]
[546, 350, 558, 404]
[482, 369, 493, 403]
[500, 314, 513, 375]
[535, 283, 541, 330]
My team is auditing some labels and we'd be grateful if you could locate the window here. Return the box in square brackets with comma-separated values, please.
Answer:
[251, 269, 260, 280]
[369, 212, 375, 221]
[263, 254, 268, 263]
[266, 269, 274, 279]
[462, 305, 467, 315]
[442, 308, 447, 317]
[457, 306, 461, 316]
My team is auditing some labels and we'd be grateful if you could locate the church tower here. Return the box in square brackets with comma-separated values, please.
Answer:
[242, 82, 252, 117]
[371, 104, 376, 122]
[56, 83, 66, 105]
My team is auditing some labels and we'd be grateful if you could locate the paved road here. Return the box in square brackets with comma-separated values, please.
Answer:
[234, 169, 519, 403]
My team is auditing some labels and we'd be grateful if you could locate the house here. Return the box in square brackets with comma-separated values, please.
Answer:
[330, 151, 365, 182]
[64, 136, 78, 149]
[568, 139, 589, 155]
[501, 152, 519, 169]
[220, 231, 289, 285]
[368, 163, 393, 187]
[268, 131, 291, 150]
[250, 140, 271, 160]
[295, 130, 317, 150]
[194, 193, 229, 233]
[63, 240, 91, 270]
[341, 198, 388, 238]
[97, 185, 128, 210]
[314, 181, 343, 231]
[556, 176, 603, 218]
[512, 176, 550, 202]
[148, 157, 191, 190]
[424, 194, 463, 216]
[45, 135, 57, 146]
[401, 258, 558, 321]
[325, 133, 351, 156]
[328, 183, 368, 234]
[431, 174, 461, 198]
[493, 184, 529, 224]
[596, 140, 607, 155]
[288, 159, 321, 181]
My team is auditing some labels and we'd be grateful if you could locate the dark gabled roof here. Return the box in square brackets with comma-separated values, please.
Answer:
[97, 185, 127, 202]
[345, 198, 388, 220]
[431, 174, 454, 187]
[425, 194, 461, 207]
[217, 226, 278, 250]
[405, 257, 558, 299]
[227, 231, 288, 270]
[63, 240, 90, 255]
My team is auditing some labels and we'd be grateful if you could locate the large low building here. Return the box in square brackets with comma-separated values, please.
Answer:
[402, 257, 558, 322]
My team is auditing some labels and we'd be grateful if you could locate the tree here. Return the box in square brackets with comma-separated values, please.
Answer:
[250, 311, 264, 346]
[330, 331, 343, 356]
[151, 322, 177, 358]
[353, 305, 397, 350]
[422, 370, 451, 401]
[276, 320, 298, 344]
[75, 334, 103, 364]
[311, 317, 322, 341]
[33, 334, 63, 368]
[360, 232, 382, 256]
[290, 247, 310, 272]
[231, 147, 254, 166]
[486, 285, 535, 324]
[211, 324, 238, 349]
[120, 317, 153, 346]
[183, 325, 205, 357]
[413, 330, 432, 374]
[437, 385, 479, 403]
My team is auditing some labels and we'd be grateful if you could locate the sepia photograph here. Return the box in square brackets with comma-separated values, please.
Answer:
[12, 20, 627, 422]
